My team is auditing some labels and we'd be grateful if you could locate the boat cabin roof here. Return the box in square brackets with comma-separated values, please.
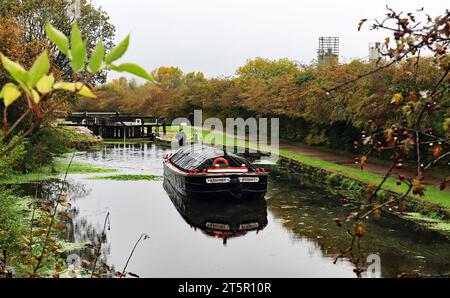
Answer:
[169, 145, 256, 172]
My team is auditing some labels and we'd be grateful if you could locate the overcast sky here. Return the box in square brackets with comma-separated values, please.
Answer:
[89, 0, 448, 81]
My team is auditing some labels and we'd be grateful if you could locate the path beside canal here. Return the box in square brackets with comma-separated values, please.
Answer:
[278, 142, 443, 188]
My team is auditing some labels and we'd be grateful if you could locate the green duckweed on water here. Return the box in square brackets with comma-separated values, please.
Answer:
[87, 174, 162, 181]
[0, 162, 118, 184]
[55, 162, 118, 174]
[59, 241, 89, 252]
[402, 212, 450, 237]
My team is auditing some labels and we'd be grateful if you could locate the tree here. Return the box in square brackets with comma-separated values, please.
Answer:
[1, 20, 153, 155]
[0, 19, 50, 133]
[236, 57, 300, 80]
[0, 21, 153, 277]
[0, 0, 115, 85]
[182, 71, 206, 87]
[151, 66, 183, 89]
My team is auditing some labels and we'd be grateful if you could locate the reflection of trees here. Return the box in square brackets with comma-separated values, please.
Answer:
[21, 178, 113, 273]
[71, 143, 171, 174]
[267, 178, 450, 277]
[18, 179, 91, 202]
[68, 211, 111, 271]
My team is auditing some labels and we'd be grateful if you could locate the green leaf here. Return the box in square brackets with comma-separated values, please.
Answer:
[443, 118, 450, 132]
[70, 22, 87, 73]
[53, 82, 96, 98]
[36, 74, 55, 94]
[1, 54, 28, 83]
[28, 51, 50, 87]
[31, 89, 40, 104]
[111, 63, 154, 82]
[71, 41, 87, 73]
[1, 83, 22, 107]
[88, 41, 105, 73]
[54, 82, 76, 92]
[45, 23, 69, 56]
[77, 84, 97, 98]
[105, 35, 129, 64]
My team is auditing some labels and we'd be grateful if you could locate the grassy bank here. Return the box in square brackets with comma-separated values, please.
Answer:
[0, 126, 108, 277]
[279, 149, 450, 210]
[55, 126, 102, 151]
[281, 140, 449, 183]
[0, 125, 105, 184]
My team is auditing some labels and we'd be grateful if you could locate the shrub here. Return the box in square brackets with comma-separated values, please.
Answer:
[326, 173, 341, 187]
[0, 135, 28, 178]
[0, 188, 28, 265]
[305, 129, 329, 146]
[21, 126, 100, 173]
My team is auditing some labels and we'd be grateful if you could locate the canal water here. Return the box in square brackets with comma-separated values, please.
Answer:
[45, 143, 450, 277]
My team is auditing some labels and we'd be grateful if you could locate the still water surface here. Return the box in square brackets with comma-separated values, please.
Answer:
[59, 143, 450, 278]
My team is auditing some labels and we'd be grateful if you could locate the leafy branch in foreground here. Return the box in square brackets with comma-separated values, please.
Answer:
[0, 21, 154, 156]
[329, 7, 449, 277]
[0, 154, 77, 278]
[115, 233, 150, 278]
[325, 6, 449, 93]
[88, 212, 111, 278]
[32, 153, 75, 276]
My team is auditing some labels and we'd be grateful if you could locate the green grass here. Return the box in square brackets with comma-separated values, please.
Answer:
[87, 174, 161, 181]
[0, 172, 58, 184]
[167, 125, 186, 133]
[282, 140, 449, 182]
[0, 162, 118, 184]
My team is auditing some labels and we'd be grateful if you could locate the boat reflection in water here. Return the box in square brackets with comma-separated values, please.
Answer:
[163, 180, 268, 245]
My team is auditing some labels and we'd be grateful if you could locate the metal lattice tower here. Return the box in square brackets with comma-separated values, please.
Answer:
[369, 42, 383, 62]
[318, 37, 339, 64]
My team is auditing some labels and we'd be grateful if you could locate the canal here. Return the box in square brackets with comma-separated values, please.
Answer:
[43, 143, 450, 277]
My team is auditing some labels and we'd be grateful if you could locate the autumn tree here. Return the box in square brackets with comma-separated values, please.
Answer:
[0, 0, 115, 84]
[0, 19, 53, 134]
[151, 66, 183, 89]
[182, 71, 206, 87]
[0, 19, 153, 277]
[236, 57, 300, 80]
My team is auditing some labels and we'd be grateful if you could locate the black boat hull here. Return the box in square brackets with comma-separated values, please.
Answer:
[163, 161, 268, 200]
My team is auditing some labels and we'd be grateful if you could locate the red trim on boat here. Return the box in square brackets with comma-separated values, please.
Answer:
[165, 159, 269, 176]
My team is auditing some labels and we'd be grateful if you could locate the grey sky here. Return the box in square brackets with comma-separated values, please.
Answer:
[90, 0, 448, 81]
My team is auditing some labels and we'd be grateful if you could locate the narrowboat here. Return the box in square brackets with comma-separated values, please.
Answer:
[163, 179, 268, 245]
[163, 145, 268, 200]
